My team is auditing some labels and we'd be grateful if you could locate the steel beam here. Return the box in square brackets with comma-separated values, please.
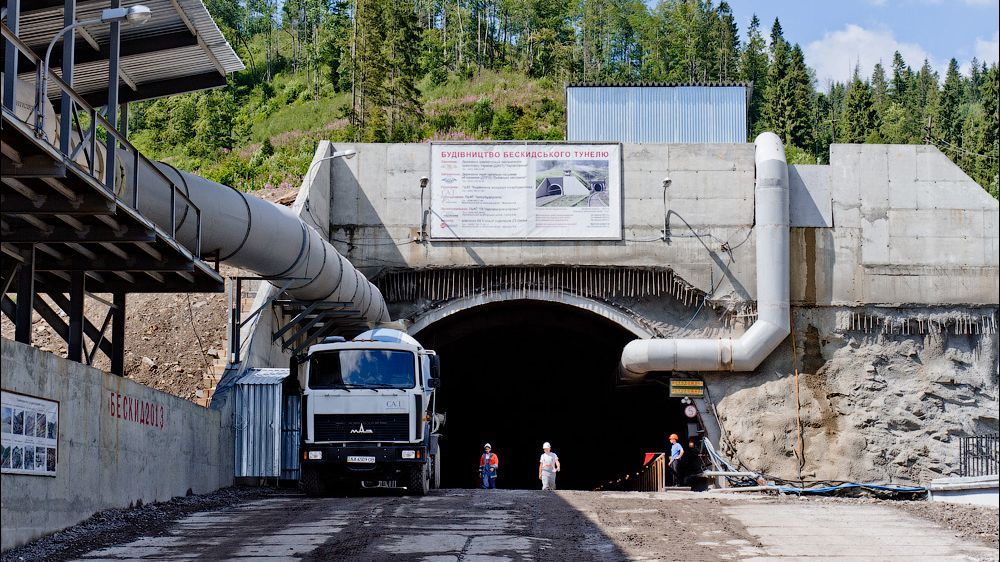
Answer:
[111, 291, 125, 375]
[14, 245, 33, 344]
[34, 254, 196, 272]
[67, 270, 84, 361]
[2, 0, 19, 111]
[1, 191, 116, 214]
[0, 224, 155, 243]
[104, 0, 121, 190]
[59, 0, 75, 155]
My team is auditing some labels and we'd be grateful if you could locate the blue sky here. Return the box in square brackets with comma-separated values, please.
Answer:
[726, 0, 999, 86]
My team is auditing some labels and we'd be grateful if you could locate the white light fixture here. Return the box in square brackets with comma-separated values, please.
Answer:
[37, 5, 153, 137]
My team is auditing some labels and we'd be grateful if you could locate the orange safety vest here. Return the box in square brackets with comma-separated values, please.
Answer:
[479, 452, 499, 468]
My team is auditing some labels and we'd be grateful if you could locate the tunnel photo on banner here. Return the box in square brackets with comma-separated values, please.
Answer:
[429, 142, 623, 240]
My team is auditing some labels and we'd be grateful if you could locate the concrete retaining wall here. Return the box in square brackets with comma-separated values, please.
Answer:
[1, 338, 234, 551]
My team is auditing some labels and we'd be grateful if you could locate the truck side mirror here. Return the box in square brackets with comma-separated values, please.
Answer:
[429, 355, 441, 380]
[427, 378, 440, 389]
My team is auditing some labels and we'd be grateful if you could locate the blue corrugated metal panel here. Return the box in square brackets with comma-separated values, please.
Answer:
[234, 370, 285, 478]
[566, 86, 748, 143]
[280, 393, 301, 481]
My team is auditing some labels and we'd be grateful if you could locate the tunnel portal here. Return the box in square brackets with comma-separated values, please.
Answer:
[413, 298, 694, 490]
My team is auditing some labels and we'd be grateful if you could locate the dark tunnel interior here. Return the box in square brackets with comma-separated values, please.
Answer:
[415, 299, 694, 490]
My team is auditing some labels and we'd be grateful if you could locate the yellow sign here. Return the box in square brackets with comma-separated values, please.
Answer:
[669, 379, 704, 398]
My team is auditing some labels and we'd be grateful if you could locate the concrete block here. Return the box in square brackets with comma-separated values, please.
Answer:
[668, 143, 753, 171]
[888, 209, 984, 239]
[829, 144, 862, 202]
[887, 144, 918, 186]
[386, 144, 429, 172]
[983, 209, 999, 238]
[859, 145, 889, 210]
[667, 196, 752, 227]
[915, 181, 996, 210]
[385, 169, 428, 199]
[663, 170, 754, 201]
[861, 217, 889, 264]
[622, 168, 666, 199]
[622, 144, 670, 172]
[888, 235, 983, 266]
[383, 197, 422, 227]
[829, 228, 862, 304]
[788, 165, 833, 227]
[916, 145, 970, 182]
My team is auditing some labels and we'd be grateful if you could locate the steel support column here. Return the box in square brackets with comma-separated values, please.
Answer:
[104, 0, 121, 188]
[59, 0, 76, 154]
[67, 270, 85, 362]
[14, 246, 34, 344]
[2, 0, 20, 111]
[111, 292, 125, 375]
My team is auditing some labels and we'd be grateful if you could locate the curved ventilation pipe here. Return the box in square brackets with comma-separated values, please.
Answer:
[127, 161, 390, 324]
[620, 132, 789, 379]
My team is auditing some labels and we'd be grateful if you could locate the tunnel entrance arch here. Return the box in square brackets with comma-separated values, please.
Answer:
[408, 292, 695, 490]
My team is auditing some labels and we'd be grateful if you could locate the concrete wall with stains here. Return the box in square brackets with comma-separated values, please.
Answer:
[1, 338, 234, 551]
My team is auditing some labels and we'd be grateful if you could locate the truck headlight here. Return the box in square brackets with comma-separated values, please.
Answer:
[401, 450, 416, 459]
[308, 451, 323, 460]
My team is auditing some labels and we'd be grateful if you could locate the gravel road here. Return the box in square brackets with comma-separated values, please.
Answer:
[4, 488, 996, 561]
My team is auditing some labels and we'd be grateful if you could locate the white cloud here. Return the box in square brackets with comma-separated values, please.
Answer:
[805, 24, 936, 86]
[974, 30, 999, 63]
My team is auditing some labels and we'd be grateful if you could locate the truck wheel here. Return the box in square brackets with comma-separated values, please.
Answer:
[431, 449, 441, 490]
[407, 463, 430, 496]
[300, 467, 328, 497]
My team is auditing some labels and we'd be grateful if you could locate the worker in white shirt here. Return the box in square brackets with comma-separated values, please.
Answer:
[538, 442, 561, 490]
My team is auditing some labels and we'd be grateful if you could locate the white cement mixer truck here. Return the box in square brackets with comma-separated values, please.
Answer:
[297, 328, 444, 496]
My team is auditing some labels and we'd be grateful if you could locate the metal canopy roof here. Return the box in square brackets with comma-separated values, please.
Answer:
[13, 0, 244, 105]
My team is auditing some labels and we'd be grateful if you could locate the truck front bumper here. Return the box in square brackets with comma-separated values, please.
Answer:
[300, 444, 427, 479]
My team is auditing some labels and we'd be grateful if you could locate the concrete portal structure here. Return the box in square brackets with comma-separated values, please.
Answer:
[227, 140, 998, 487]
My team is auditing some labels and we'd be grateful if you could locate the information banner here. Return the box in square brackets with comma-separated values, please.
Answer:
[430, 143, 622, 240]
[1, 391, 58, 476]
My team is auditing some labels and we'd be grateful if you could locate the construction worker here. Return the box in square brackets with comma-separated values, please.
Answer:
[668, 434, 684, 486]
[479, 443, 498, 489]
[538, 442, 561, 490]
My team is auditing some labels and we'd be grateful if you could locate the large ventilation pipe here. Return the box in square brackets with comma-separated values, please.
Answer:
[125, 160, 390, 324]
[620, 132, 789, 378]
[9, 77, 388, 324]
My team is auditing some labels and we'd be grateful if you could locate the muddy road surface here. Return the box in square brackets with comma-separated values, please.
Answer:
[21, 489, 997, 561]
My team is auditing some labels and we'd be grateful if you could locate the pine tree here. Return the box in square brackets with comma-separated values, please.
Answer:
[783, 44, 815, 150]
[840, 68, 879, 143]
[715, 1, 740, 81]
[871, 62, 888, 115]
[889, 51, 909, 102]
[739, 14, 768, 136]
[761, 22, 789, 136]
[980, 63, 999, 196]
[936, 58, 963, 157]
[385, 0, 424, 140]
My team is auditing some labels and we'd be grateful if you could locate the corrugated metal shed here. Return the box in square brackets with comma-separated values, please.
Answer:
[566, 83, 749, 143]
[234, 368, 288, 479]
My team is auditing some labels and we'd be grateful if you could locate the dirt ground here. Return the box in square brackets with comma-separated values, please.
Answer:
[3, 488, 996, 561]
[1, 185, 297, 403]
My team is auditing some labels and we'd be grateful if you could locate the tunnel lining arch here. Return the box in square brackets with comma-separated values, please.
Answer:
[405, 289, 658, 339]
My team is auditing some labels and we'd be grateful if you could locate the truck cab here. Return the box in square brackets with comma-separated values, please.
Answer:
[298, 328, 443, 496]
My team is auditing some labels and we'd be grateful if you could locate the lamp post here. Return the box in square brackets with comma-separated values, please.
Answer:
[37, 5, 152, 137]
[302, 149, 357, 183]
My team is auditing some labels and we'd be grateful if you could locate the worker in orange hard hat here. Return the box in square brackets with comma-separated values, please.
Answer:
[479, 443, 499, 489]
[667, 434, 684, 486]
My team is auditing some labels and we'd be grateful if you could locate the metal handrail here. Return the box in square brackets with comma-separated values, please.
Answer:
[595, 452, 667, 492]
[2, 22, 203, 258]
[960, 433, 999, 477]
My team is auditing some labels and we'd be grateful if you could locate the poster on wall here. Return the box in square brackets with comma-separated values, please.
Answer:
[430, 143, 622, 240]
[1, 391, 58, 476]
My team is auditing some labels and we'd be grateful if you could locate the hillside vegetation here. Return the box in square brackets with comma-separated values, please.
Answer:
[127, 0, 999, 197]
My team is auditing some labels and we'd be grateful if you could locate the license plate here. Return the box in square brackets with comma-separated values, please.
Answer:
[347, 455, 376, 464]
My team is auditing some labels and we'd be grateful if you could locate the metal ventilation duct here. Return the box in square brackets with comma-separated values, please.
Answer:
[620, 132, 790, 377]
[126, 160, 390, 324]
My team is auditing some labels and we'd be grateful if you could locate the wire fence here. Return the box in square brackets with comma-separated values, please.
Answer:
[960, 433, 999, 477]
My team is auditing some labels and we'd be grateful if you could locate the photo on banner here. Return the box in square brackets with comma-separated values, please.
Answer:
[1, 391, 58, 476]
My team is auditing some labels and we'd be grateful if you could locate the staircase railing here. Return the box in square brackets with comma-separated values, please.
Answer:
[595, 452, 667, 492]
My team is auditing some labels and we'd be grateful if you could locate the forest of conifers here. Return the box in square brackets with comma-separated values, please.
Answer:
[127, 0, 999, 197]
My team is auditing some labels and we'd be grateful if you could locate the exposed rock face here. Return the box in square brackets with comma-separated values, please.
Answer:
[706, 306, 999, 485]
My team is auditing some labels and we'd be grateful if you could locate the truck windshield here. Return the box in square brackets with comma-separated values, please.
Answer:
[308, 350, 416, 389]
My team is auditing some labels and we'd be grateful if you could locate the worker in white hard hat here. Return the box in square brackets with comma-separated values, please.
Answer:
[479, 443, 499, 489]
[538, 442, 561, 490]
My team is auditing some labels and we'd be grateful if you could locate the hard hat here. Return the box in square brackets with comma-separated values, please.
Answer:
[669, 434, 679, 441]
[542, 442, 551, 449]
[484, 443, 491, 449]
